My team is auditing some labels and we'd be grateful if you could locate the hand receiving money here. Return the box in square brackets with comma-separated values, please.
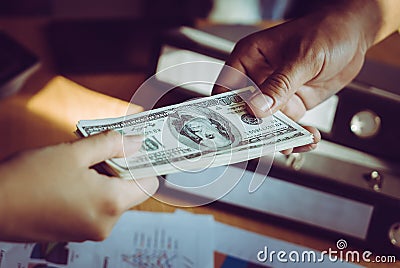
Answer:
[0, 131, 159, 242]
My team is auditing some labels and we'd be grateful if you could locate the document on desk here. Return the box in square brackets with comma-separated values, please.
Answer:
[174, 210, 364, 268]
[0, 241, 72, 268]
[0, 210, 363, 268]
[76, 87, 313, 179]
[0, 211, 214, 268]
[67, 211, 214, 268]
[215, 222, 364, 268]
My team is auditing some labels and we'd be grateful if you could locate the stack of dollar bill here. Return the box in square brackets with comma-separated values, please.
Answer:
[76, 87, 313, 179]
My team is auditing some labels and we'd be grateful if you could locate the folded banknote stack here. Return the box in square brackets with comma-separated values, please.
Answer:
[76, 87, 313, 179]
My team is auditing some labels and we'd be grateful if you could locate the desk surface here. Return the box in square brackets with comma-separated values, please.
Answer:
[0, 17, 399, 267]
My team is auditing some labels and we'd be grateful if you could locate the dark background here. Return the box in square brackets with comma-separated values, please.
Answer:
[0, 0, 318, 75]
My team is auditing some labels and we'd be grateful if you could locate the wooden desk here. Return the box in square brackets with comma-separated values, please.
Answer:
[0, 17, 399, 267]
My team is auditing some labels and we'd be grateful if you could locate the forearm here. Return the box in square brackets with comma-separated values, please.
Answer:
[315, 0, 400, 47]
[371, 0, 400, 44]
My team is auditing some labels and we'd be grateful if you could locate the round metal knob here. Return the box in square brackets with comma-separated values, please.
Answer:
[364, 170, 383, 192]
[350, 110, 381, 138]
[389, 222, 400, 248]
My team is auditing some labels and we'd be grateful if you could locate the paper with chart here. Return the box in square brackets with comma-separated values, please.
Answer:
[67, 211, 214, 268]
[0, 211, 214, 268]
[0, 210, 363, 268]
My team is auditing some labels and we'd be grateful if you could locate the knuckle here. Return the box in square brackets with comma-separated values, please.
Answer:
[313, 46, 326, 62]
[309, 47, 327, 74]
[300, 42, 327, 76]
[233, 38, 248, 51]
[82, 208, 118, 241]
[267, 72, 292, 98]
[80, 187, 125, 241]
[234, 34, 257, 53]
[103, 195, 124, 218]
[88, 224, 112, 241]
[77, 214, 111, 241]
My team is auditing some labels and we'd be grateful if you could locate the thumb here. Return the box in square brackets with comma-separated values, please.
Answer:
[248, 64, 313, 117]
[73, 131, 143, 166]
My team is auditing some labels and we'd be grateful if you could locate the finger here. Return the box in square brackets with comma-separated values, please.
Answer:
[291, 125, 321, 153]
[280, 94, 307, 122]
[212, 39, 250, 95]
[280, 125, 321, 154]
[213, 62, 249, 95]
[303, 125, 321, 144]
[280, 148, 293, 155]
[112, 176, 159, 210]
[248, 63, 315, 117]
[291, 143, 317, 153]
[73, 131, 143, 166]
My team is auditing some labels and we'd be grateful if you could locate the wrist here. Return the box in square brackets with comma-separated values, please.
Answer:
[309, 0, 400, 48]
[297, 1, 379, 53]
[326, 0, 380, 48]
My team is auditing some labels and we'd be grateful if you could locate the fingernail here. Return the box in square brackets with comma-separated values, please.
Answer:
[313, 131, 321, 144]
[123, 135, 144, 156]
[250, 94, 274, 113]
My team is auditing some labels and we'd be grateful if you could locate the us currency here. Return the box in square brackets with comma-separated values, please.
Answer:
[76, 87, 313, 179]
